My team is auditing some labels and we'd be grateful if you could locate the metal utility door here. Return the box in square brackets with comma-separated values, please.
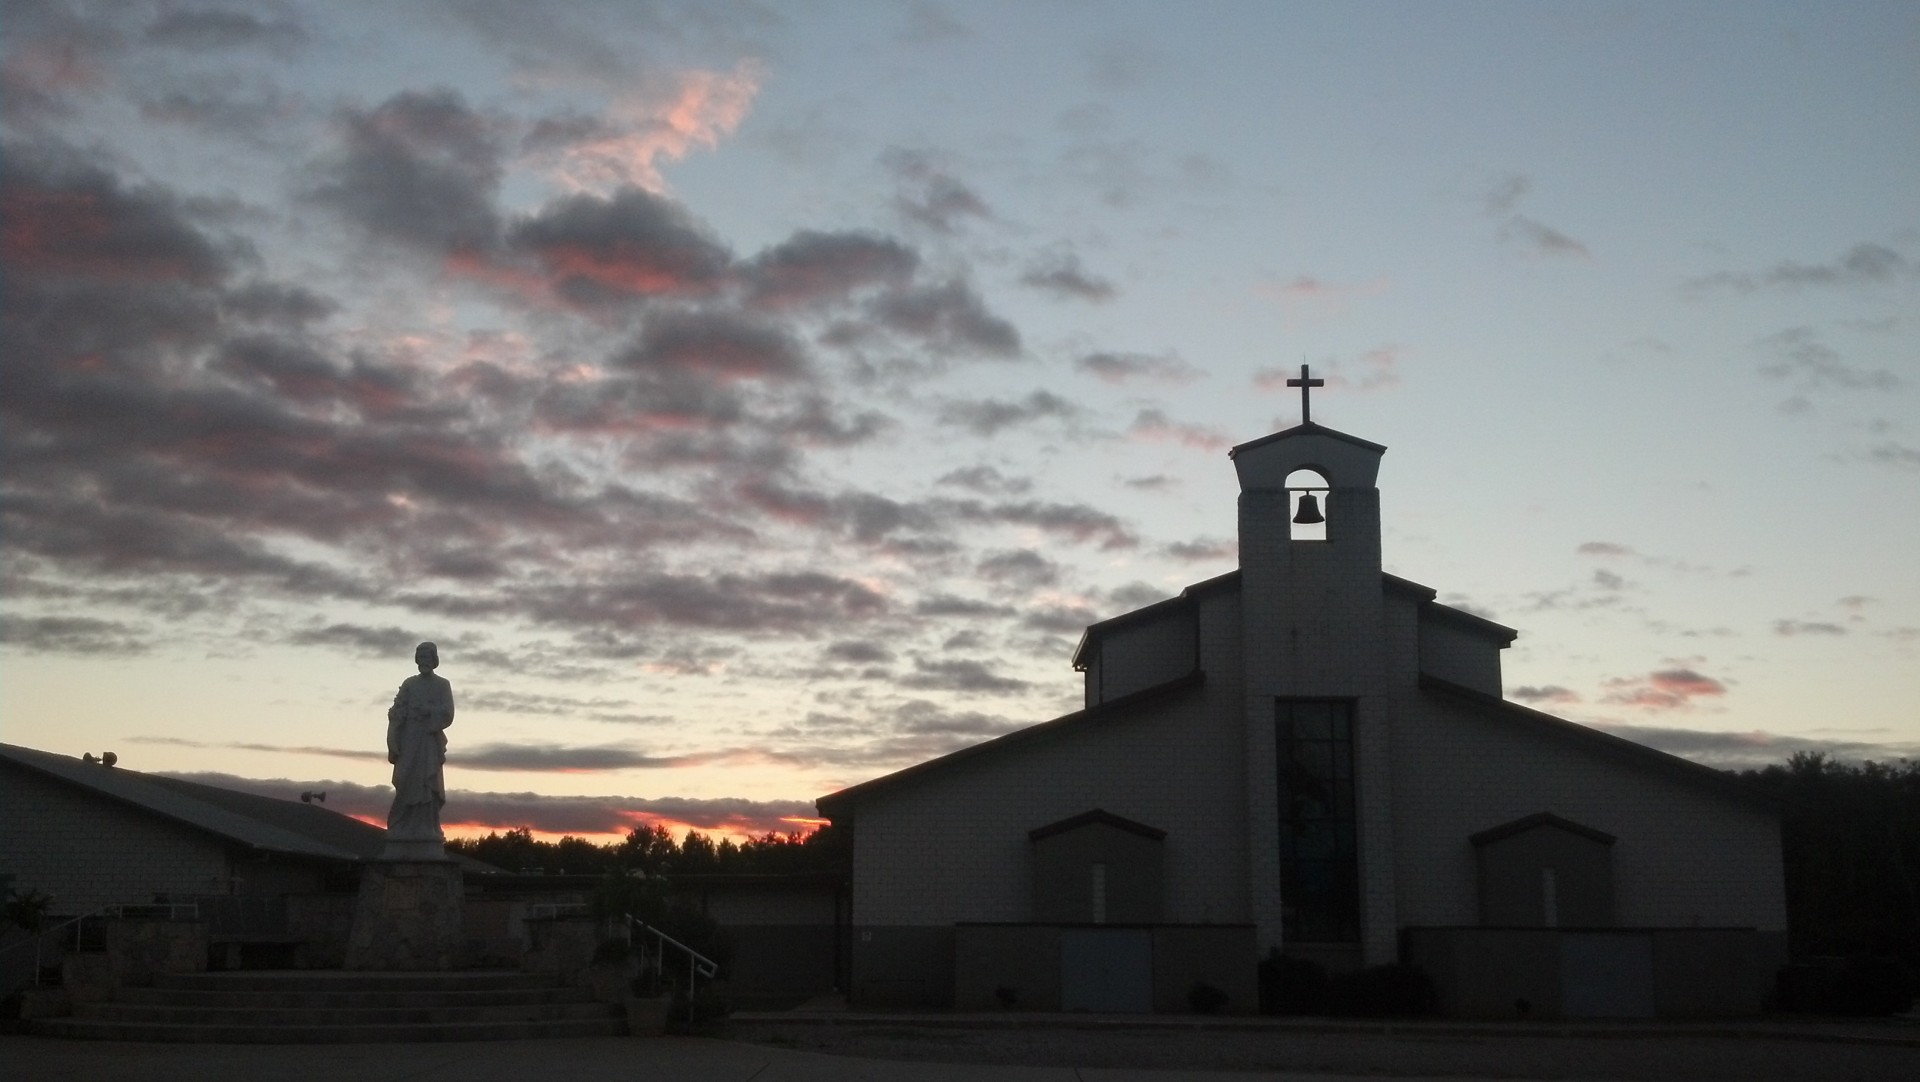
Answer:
[1560, 932, 1654, 1018]
[1059, 928, 1152, 1012]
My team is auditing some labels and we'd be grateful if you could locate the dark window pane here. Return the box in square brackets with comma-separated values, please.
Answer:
[1292, 702, 1332, 740]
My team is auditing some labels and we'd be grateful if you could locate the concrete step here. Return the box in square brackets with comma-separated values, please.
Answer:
[31, 1015, 627, 1043]
[33, 968, 631, 1043]
[152, 969, 553, 993]
[113, 985, 595, 1008]
[74, 1001, 619, 1025]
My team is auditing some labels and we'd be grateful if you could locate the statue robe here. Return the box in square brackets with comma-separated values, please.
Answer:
[386, 672, 454, 842]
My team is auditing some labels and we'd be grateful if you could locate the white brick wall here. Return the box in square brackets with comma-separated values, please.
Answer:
[0, 763, 233, 913]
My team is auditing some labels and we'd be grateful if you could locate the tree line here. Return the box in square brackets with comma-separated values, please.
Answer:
[446, 822, 848, 877]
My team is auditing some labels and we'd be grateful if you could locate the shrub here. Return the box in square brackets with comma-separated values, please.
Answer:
[1187, 980, 1230, 1014]
[1258, 950, 1328, 1015]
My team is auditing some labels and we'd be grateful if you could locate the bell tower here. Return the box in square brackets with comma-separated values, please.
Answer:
[1230, 367, 1399, 966]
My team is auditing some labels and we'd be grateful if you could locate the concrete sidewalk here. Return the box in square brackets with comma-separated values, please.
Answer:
[0, 1034, 1475, 1082]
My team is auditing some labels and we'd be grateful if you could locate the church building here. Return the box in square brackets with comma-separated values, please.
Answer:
[817, 387, 1786, 1018]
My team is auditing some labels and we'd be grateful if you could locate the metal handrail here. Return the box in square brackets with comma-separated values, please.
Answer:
[0, 907, 108, 985]
[623, 915, 718, 1024]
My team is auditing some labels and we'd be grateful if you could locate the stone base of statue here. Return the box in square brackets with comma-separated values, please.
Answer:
[343, 856, 464, 971]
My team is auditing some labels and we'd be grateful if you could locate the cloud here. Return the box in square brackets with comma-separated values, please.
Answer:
[1162, 538, 1234, 562]
[975, 549, 1060, 589]
[937, 390, 1075, 435]
[615, 309, 809, 382]
[1127, 408, 1230, 451]
[1509, 685, 1580, 705]
[1577, 541, 1634, 557]
[1252, 275, 1388, 319]
[1684, 242, 1915, 294]
[865, 279, 1021, 357]
[1756, 327, 1899, 392]
[0, 613, 149, 655]
[2, 141, 234, 282]
[1589, 724, 1920, 771]
[501, 187, 733, 305]
[156, 770, 814, 838]
[1774, 619, 1847, 637]
[1483, 174, 1589, 259]
[741, 230, 919, 310]
[935, 465, 1032, 496]
[1498, 215, 1590, 259]
[1020, 251, 1116, 301]
[286, 622, 429, 657]
[898, 657, 1032, 695]
[1075, 350, 1200, 385]
[528, 63, 762, 194]
[884, 148, 990, 232]
[825, 639, 895, 665]
[144, 8, 307, 55]
[308, 88, 503, 254]
[1600, 668, 1728, 711]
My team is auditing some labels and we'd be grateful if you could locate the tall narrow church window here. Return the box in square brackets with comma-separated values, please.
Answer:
[1275, 699, 1360, 942]
[1285, 469, 1329, 543]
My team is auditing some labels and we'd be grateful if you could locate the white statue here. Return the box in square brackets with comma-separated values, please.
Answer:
[385, 641, 454, 854]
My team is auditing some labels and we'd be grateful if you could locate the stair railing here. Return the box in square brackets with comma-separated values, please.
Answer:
[0, 906, 109, 986]
[623, 914, 717, 1025]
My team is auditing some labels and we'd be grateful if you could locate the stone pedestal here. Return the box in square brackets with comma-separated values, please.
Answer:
[344, 860, 464, 970]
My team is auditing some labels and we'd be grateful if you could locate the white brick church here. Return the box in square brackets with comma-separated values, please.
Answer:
[817, 395, 1787, 1018]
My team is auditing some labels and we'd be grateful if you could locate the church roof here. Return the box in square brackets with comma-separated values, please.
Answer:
[815, 670, 1205, 820]
[1229, 421, 1388, 458]
[1072, 569, 1517, 669]
[0, 742, 367, 862]
[1415, 676, 1776, 810]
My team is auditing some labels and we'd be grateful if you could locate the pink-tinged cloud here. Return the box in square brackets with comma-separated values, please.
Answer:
[540, 63, 762, 194]
[1127, 408, 1230, 451]
[1601, 668, 1728, 710]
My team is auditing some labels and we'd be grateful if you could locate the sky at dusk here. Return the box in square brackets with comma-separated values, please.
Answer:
[4, 1, 1917, 844]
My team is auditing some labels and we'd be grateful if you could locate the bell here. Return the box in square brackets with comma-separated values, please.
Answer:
[1292, 492, 1325, 525]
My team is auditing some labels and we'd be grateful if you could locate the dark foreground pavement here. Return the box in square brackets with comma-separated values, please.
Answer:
[6, 1015, 1917, 1082]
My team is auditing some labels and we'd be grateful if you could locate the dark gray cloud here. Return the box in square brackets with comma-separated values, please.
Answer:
[144, 8, 307, 54]
[1756, 327, 1900, 392]
[976, 549, 1060, 589]
[825, 639, 895, 665]
[935, 465, 1032, 495]
[505, 186, 732, 305]
[1509, 685, 1579, 704]
[1162, 538, 1234, 562]
[1075, 350, 1200, 385]
[742, 229, 918, 310]
[1774, 619, 1847, 637]
[286, 622, 430, 658]
[1020, 252, 1115, 301]
[937, 390, 1075, 435]
[866, 279, 1021, 357]
[884, 148, 990, 232]
[308, 88, 503, 254]
[1686, 243, 1915, 294]
[616, 309, 809, 381]
[0, 613, 149, 655]
[899, 656, 1031, 694]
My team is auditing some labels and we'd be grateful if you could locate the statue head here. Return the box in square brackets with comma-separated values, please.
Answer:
[415, 641, 439, 673]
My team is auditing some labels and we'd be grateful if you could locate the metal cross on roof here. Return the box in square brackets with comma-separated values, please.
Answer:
[1286, 364, 1325, 424]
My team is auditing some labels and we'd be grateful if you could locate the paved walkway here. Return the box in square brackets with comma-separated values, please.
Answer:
[1, 1034, 1464, 1082]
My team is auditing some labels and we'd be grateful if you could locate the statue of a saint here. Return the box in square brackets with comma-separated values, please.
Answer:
[385, 641, 454, 851]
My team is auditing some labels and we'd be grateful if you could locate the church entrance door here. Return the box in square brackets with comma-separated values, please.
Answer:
[1059, 928, 1151, 1012]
